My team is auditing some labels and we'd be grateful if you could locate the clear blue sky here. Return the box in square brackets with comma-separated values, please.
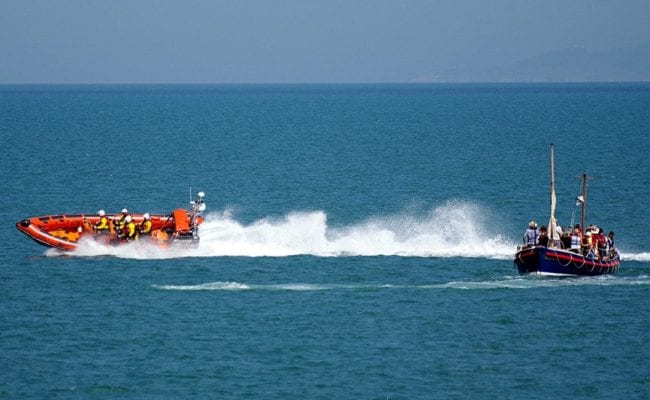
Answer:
[2, 0, 649, 83]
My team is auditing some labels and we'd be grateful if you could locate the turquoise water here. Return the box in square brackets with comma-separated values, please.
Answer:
[1, 84, 649, 399]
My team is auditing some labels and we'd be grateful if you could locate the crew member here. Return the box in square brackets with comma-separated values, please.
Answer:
[95, 210, 110, 234]
[570, 228, 581, 253]
[596, 228, 608, 259]
[582, 230, 594, 257]
[574, 224, 582, 236]
[140, 213, 153, 236]
[607, 231, 616, 256]
[523, 220, 539, 247]
[124, 215, 137, 241]
[115, 208, 129, 233]
[538, 226, 549, 247]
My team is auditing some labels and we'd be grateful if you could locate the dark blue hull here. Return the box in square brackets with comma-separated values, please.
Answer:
[514, 246, 619, 276]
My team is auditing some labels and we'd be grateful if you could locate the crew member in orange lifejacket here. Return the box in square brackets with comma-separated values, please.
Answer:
[124, 215, 137, 241]
[95, 210, 110, 235]
[139, 213, 153, 236]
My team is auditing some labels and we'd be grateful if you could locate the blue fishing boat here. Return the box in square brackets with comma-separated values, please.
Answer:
[514, 144, 620, 276]
[515, 246, 620, 276]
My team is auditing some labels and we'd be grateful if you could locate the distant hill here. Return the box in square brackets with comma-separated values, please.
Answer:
[412, 44, 650, 82]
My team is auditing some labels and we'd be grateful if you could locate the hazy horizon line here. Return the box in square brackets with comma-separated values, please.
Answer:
[2, 80, 650, 86]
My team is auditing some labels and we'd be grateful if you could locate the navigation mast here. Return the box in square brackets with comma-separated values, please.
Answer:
[580, 173, 587, 231]
[548, 144, 557, 246]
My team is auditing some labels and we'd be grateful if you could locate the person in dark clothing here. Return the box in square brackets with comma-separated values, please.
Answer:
[538, 226, 549, 247]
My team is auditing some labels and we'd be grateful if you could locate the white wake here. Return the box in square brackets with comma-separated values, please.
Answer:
[620, 252, 650, 262]
[153, 275, 650, 292]
[60, 200, 521, 259]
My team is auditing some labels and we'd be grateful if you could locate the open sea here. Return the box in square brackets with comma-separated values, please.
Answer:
[1, 83, 649, 399]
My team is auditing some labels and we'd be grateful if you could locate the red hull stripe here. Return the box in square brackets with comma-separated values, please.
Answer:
[546, 250, 619, 268]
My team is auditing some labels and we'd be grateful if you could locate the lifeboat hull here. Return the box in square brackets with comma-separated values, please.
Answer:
[16, 211, 202, 251]
[514, 246, 620, 276]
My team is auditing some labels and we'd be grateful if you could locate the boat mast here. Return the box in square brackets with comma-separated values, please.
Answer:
[580, 173, 587, 231]
[548, 144, 557, 246]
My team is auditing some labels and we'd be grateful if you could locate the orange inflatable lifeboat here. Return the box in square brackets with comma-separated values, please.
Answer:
[16, 193, 206, 251]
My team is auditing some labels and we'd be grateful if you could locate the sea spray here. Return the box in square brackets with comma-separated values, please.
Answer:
[66, 200, 519, 259]
[620, 252, 650, 262]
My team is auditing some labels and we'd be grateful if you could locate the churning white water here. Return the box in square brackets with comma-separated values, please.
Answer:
[60, 200, 518, 260]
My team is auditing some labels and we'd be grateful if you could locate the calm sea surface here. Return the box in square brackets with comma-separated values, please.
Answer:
[1, 84, 649, 399]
